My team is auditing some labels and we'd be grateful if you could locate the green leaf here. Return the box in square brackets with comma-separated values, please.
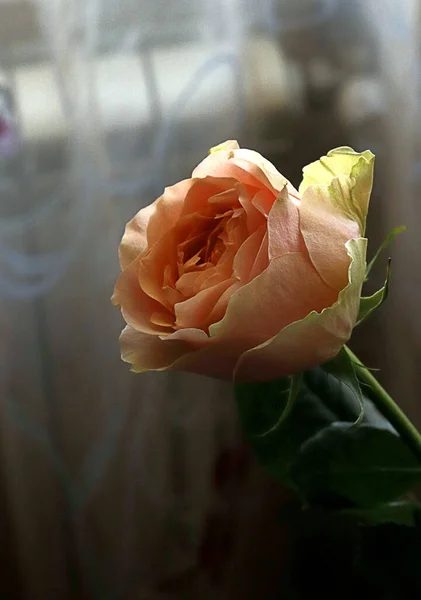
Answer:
[324, 347, 364, 425]
[256, 372, 303, 437]
[291, 423, 421, 507]
[340, 500, 421, 527]
[358, 259, 391, 324]
[235, 361, 390, 488]
[366, 225, 406, 278]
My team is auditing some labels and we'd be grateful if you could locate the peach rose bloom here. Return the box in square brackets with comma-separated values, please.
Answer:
[112, 141, 374, 381]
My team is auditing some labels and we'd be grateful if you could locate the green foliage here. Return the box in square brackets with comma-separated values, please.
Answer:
[291, 423, 421, 507]
[235, 349, 421, 506]
[340, 500, 421, 527]
[236, 365, 362, 487]
[365, 225, 406, 278]
[357, 225, 405, 325]
[255, 373, 302, 437]
[358, 259, 391, 324]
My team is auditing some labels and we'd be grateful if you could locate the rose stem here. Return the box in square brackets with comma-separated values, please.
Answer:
[346, 346, 421, 461]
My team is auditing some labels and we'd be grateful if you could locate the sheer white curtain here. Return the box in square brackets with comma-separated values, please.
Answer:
[1, 1, 420, 598]
[0, 2, 299, 597]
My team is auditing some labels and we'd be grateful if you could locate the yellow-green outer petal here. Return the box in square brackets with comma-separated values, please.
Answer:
[299, 147, 375, 235]
[209, 140, 240, 154]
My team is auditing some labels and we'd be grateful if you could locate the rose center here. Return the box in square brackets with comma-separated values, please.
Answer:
[180, 215, 229, 272]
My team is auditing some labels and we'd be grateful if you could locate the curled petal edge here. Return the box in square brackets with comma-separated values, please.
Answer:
[233, 237, 368, 382]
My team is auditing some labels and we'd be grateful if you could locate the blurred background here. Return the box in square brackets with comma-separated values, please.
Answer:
[0, 0, 420, 598]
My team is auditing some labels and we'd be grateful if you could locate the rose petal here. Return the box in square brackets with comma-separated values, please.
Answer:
[267, 187, 304, 260]
[112, 260, 172, 335]
[121, 324, 250, 380]
[210, 252, 337, 342]
[251, 188, 276, 217]
[175, 279, 234, 330]
[193, 151, 278, 195]
[147, 179, 194, 246]
[167, 337, 254, 379]
[138, 213, 213, 309]
[119, 179, 193, 269]
[196, 268, 230, 292]
[299, 146, 374, 235]
[176, 271, 202, 297]
[138, 234, 181, 311]
[248, 231, 269, 281]
[120, 325, 208, 372]
[177, 264, 229, 297]
[181, 177, 239, 216]
[200, 144, 302, 196]
[299, 186, 359, 291]
[232, 148, 297, 195]
[150, 312, 175, 327]
[238, 187, 266, 232]
[233, 225, 266, 283]
[209, 140, 240, 153]
[202, 281, 242, 329]
[118, 202, 156, 270]
[234, 238, 367, 381]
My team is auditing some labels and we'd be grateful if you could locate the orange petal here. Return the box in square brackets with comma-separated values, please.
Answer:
[234, 317, 342, 382]
[176, 271, 202, 297]
[196, 269, 229, 292]
[138, 213, 212, 310]
[118, 202, 156, 270]
[175, 279, 234, 330]
[267, 188, 304, 260]
[234, 239, 367, 382]
[193, 152, 276, 194]
[138, 232, 180, 311]
[147, 179, 194, 247]
[203, 281, 242, 329]
[119, 321, 252, 380]
[181, 177, 239, 216]
[238, 187, 266, 232]
[248, 231, 269, 281]
[210, 252, 338, 343]
[233, 225, 266, 283]
[150, 312, 175, 327]
[252, 188, 276, 217]
[165, 335, 252, 379]
[120, 325, 208, 372]
[194, 146, 297, 196]
[186, 255, 233, 294]
[112, 260, 172, 335]
[231, 148, 294, 194]
[119, 179, 193, 269]
[208, 184, 242, 211]
[299, 187, 359, 291]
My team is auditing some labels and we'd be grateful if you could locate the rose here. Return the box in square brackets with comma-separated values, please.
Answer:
[112, 141, 373, 381]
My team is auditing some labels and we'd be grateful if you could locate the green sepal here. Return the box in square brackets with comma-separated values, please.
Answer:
[366, 225, 405, 278]
[358, 258, 391, 324]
